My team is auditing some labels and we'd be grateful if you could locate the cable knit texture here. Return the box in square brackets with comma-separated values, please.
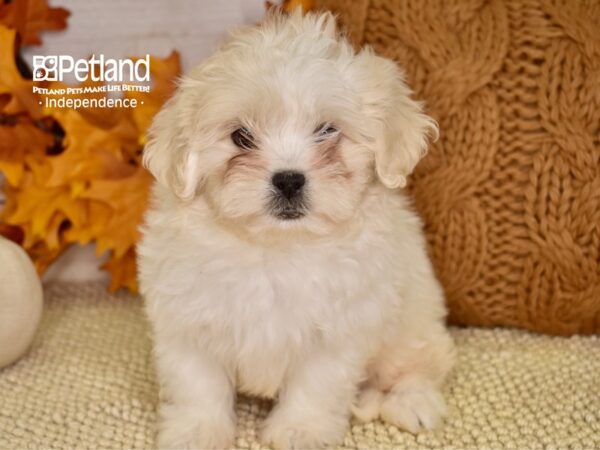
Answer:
[0, 283, 599, 449]
[317, 0, 600, 335]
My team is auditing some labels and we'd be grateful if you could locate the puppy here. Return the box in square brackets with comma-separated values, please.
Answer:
[138, 10, 454, 449]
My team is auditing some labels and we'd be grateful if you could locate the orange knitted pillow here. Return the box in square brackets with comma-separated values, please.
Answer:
[317, 0, 600, 335]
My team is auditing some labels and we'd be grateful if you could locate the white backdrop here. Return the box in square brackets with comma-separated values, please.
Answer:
[22, 0, 268, 72]
[3, 0, 270, 283]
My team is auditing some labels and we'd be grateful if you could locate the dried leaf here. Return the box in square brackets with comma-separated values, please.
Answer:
[0, 0, 70, 46]
[266, 0, 315, 13]
[4, 172, 87, 245]
[0, 12, 180, 291]
[0, 26, 41, 117]
[35, 107, 139, 186]
[102, 247, 138, 292]
[125, 51, 181, 143]
[64, 201, 112, 247]
[0, 116, 53, 185]
[0, 222, 24, 244]
[27, 239, 65, 272]
[78, 165, 153, 259]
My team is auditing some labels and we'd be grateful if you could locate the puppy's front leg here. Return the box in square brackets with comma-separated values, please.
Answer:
[261, 348, 363, 449]
[154, 339, 235, 449]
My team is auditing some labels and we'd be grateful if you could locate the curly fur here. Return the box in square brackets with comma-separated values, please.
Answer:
[138, 10, 453, 449]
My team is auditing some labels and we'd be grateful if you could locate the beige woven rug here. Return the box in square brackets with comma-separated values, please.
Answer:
[0, 283, 598, 449]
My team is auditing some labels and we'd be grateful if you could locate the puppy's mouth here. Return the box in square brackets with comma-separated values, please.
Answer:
[274, 207, 305, 220]
[268, 197, 308, 221]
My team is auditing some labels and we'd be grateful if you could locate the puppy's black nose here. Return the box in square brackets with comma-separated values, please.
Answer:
[272, 171, 306, 200]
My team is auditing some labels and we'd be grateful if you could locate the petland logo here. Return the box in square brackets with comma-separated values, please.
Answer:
[32, 54, 151, 109]
[33, 55, 150, 82]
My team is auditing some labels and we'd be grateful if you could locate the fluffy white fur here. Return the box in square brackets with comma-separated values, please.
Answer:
[138, 11, 454, 449]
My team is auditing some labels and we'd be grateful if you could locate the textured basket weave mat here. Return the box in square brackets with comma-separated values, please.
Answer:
[0, 283, 598, 449]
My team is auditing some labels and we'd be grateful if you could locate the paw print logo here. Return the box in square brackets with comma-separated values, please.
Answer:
[32, 56, 58, 81]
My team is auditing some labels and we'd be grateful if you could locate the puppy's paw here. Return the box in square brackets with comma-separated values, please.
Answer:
[352, 387, 384, 423]
[260, 408, 348, 449]
[380, 381, 447, 434]
[157, 404, 236, 449]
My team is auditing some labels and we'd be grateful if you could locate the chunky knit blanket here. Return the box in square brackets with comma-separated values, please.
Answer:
[316, 0, 600, 335]
[0, 283, 598, 449]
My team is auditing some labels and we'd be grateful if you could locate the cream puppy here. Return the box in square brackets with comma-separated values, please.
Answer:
[138, 10, 454, 450]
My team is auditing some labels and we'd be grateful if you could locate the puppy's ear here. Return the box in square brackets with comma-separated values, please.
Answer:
[142, 92, 201, 200]
[352, 50, 438, 189]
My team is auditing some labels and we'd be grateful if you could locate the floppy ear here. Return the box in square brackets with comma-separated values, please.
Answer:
[352, 50, 438, 189]
[142, 91, 201, 200]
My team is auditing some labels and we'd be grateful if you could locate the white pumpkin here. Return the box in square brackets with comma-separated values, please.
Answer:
[0, 236, 43, 368]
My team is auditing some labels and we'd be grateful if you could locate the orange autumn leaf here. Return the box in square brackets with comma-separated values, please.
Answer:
[3, 172, 87, 246]
[125, 51, 181, 143]
[0, 222, 24, 244]
[266, 0, 315, 13]
[77, 165, 153, 259]
[102, 247, 139, 293]
[283, 0, 315, 12]
[0, 116, 53, 185]
[64, 200, 112, 247]
[0, 0, 69, 46]
[0, 7, 180, 292]
[0, 26, 41, 117]
[27, 239, 65, 273]
[34, 107, 139, 186]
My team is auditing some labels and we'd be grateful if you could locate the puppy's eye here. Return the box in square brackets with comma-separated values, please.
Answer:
[315, 123, 339, 140]
[231, 127, 256, 150]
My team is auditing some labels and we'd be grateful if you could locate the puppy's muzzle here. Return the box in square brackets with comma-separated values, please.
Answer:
[270, 171, 307, 220]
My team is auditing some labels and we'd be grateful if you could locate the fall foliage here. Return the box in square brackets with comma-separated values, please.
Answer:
[0, 1, 315, 292]
[0, 0, 69, 46]
[267, 0, 315, 13]
[0, 0, 181, 292]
